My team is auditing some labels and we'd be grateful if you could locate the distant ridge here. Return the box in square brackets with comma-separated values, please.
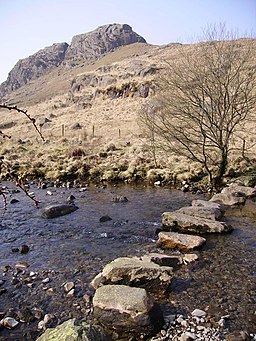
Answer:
[0, 23, 146, 99]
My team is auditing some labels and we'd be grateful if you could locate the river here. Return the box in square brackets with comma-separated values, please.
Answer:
[0, 182, 255, 340]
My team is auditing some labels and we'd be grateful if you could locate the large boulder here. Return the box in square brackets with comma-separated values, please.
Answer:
[162, 211, 232, 233]
[93, 285, 163, 339]
[90, 256, 173, 292]
[41, 204, 78, 219]
[157, 231, 206, 252]
[36, 318, 111, 341]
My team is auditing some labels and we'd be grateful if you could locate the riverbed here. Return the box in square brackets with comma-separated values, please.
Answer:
[0, 183, 255, 340]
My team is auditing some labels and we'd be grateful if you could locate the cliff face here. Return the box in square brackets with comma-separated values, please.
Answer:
[0, 24, 146, 99]
[64, 23, 146, 63]
[0, 43, 69, 97]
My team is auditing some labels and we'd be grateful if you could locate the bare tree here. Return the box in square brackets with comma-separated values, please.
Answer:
[140, 25, 256, 190]
[0, 104, 44, 209]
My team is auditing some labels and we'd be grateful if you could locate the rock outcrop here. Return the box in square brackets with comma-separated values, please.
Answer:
[0, 42, 68, 98]
[64, 23, 146, 63]
[0, 23, 146, 99]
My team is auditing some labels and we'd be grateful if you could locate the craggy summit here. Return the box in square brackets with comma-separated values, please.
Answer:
[0, 23, 146, 99]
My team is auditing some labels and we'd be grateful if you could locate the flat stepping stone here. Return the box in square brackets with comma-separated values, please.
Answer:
[157, 231, 206, 252]
[176, 206, 222, 221]
[91, 256, 173, 292]
[162, 211, 232, 233]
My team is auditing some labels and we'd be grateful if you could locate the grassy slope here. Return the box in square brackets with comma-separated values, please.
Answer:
[0, 40, 255, 185]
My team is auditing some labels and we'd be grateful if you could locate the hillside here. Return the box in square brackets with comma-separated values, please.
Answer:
[0, 24, 255, 187]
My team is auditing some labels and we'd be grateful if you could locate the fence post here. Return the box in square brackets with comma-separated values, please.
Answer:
[61, 124, 65, 137]
[92, 125, 95, 138]
[119, 128, 121, 138]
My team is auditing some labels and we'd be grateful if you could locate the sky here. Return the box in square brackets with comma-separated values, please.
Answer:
[0, 0, 255, 83]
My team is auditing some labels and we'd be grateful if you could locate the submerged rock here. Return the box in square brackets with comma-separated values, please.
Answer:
[36, 318, 110, 341]
[90, 256, 173, 292]
[112, 195, 128, 202]
[93, 285, 163, 338]
[99, 215, 112, 223]
[41, 204, 78, 218]
[157, 232, 206, 252]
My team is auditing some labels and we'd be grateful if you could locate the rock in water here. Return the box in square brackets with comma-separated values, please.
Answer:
[91, 256, 173, 292]
[162, 211, 232, 233]
[157, 232, 206, 252]
[99, 215, 112, 223]
[41, 204, 78, 219]
[36, 318, 111, 341]
[93, 285, 163, 338]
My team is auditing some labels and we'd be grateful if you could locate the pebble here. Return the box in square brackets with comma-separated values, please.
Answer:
[10, 198, 19, 204]
[183, 254, 199, 264]
[99, 215, 112, 223]
[180, 332, 196, 340]
[79, 187, 88, 192]
[63, 281, 75, 293]
[20, 244, 29, 254]
[67, 194, 76, 203]
[42, 277, 50, 284]
[0, 288, 7, 295]
[0, 317, 19, 329]
[151, 308, 229, 341]
[66, 288, 75, 297]
[15, 262, 29, 269]
[191, 309, 207, 318]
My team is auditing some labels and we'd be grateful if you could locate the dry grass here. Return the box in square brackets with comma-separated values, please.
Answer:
[0, 39, 255, 185]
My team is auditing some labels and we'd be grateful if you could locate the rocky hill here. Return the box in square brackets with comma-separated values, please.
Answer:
[0, 26, 254, 187]
[0, 23, 146, 99]
[0, 42, 69, 98]
[64, 23, 146, 65]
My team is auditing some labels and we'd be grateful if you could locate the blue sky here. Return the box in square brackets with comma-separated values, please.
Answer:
[0, 0, 255, 83]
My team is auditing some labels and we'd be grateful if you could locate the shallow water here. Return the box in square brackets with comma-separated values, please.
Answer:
[0, 183, 255, 339]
